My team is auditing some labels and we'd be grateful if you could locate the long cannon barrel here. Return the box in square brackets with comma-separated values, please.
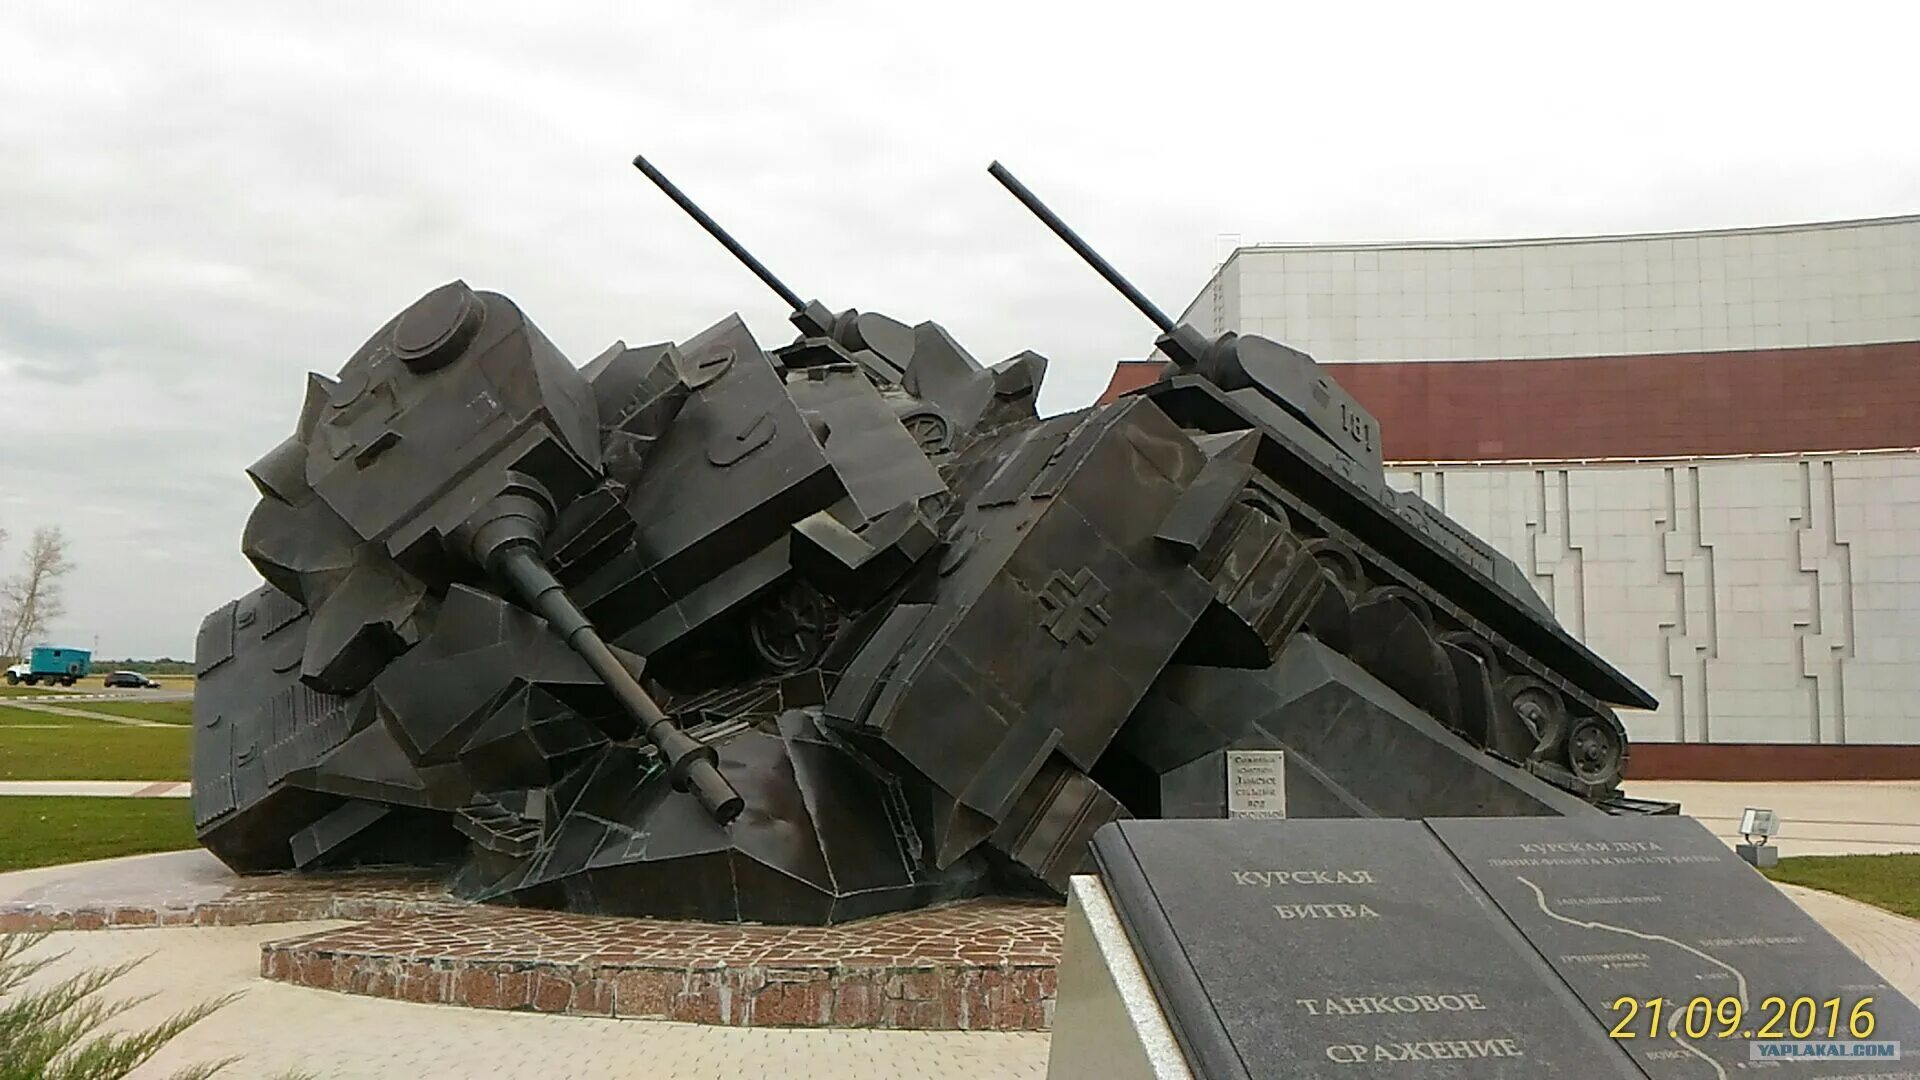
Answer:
[634, 154, 841, 338]
[460, 481, 744, 825]
[495, 547, 744, 823]
[988, 161, 1177, 335]
[634, 154, 804, 312]
[988, 160, 1215, 369]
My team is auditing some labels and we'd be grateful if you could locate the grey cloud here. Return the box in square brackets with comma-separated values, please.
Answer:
[2, 0, 1917, 656]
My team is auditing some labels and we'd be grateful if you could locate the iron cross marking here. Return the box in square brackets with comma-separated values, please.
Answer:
[1037, 567, 1111, 646]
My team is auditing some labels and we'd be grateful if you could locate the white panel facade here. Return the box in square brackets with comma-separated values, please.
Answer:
[1177, 216, 1920, 363]
[1180, 256, 1236, 338]
[1388, 453, 1920, 746]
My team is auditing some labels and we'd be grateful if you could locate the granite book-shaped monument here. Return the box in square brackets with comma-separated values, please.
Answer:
[1065, 816, 1920, 1078]
[191, 158, 1670, 923]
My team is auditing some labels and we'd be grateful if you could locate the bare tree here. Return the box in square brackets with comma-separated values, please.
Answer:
[0, 526, 73, 663]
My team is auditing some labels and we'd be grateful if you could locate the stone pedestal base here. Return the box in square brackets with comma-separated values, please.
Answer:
[261, 898, 1063, 1030]
[1047, 876, 1192, 1080]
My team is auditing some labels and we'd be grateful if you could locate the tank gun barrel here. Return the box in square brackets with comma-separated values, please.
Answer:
[461, 482, 744, 826]
[495, 547, 744, 824]
[633, 154, 824, 323]
[988, 161, 1176, 335]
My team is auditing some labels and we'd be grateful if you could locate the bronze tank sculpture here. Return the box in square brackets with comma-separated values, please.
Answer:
[191, 159, 1665, 924]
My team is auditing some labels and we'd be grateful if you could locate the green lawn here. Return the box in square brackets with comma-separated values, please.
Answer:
[1764, 854, 1920, 920]
[0, 797, 197, 872]
[0, 725, 191, 781]
[65, 699, 195, 725]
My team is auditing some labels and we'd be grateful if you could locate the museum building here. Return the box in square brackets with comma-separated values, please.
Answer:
[1100, 215, 1920, 777]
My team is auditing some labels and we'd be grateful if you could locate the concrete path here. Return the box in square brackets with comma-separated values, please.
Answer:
[0, 700, 173, 727]
[1626, 780, 1920, 856]
[1776, 882, 1920, 1002]
[0, 780, 189, 798]
[3, 689, 195, 705]
[14, 923, 1049, 1080]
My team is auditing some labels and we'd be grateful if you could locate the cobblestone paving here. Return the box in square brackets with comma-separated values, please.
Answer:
[1, 851, 1061, 1030]
[12, 924, 1049, 1080]
[264, 898, 1063, 1029]
[274, 896, 1062, 968]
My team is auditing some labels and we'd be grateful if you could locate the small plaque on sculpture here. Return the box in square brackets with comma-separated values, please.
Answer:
[1224, 750, 1285, 819]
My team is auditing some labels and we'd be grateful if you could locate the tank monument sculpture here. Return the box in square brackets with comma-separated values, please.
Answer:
[191, 159, 1669, 925]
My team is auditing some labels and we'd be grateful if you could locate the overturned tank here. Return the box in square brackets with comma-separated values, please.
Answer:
[191, 160, 1666, 924]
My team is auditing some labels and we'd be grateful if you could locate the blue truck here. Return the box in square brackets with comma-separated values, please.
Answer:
[4, 646, 93, 687]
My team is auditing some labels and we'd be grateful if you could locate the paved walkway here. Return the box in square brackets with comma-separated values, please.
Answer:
[0, 699, 172, 727]
[1625, 780, 1920, 855]
[3, 689, 194, 704]
[0, 780, 189, 798]
[1776, 882, 1920, 1002]
[14, 924, 1048, 1080]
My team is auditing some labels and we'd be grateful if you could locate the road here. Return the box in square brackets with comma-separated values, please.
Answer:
[5, 687, 194, 704]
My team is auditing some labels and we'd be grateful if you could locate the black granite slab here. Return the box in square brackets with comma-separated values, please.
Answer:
[1092, 819, 1640, 1079]
[1433, 816, 1920, 1079]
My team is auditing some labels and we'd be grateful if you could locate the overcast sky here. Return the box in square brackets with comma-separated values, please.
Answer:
[2, 1, 1917, 658]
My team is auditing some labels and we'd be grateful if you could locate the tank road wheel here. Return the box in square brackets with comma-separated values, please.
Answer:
[748, 581, 836, 675]
[900, 409, 954, 455]
[1503, 676, 1569, 761]
[1567, 714, 1627, 787]
[1438, 631, 1501, 677]
[1437, 631, 1504, 747]
[1299, 538, 1365, 650]
[1345, 585, 1462, 730]
[1301, 537, 1364, 593]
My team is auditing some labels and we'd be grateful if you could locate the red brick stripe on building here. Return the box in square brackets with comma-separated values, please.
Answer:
[1097, 342, 1920, 461]
[1098, 360, 1163, 406]
[1629, 742, 1920, 781]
